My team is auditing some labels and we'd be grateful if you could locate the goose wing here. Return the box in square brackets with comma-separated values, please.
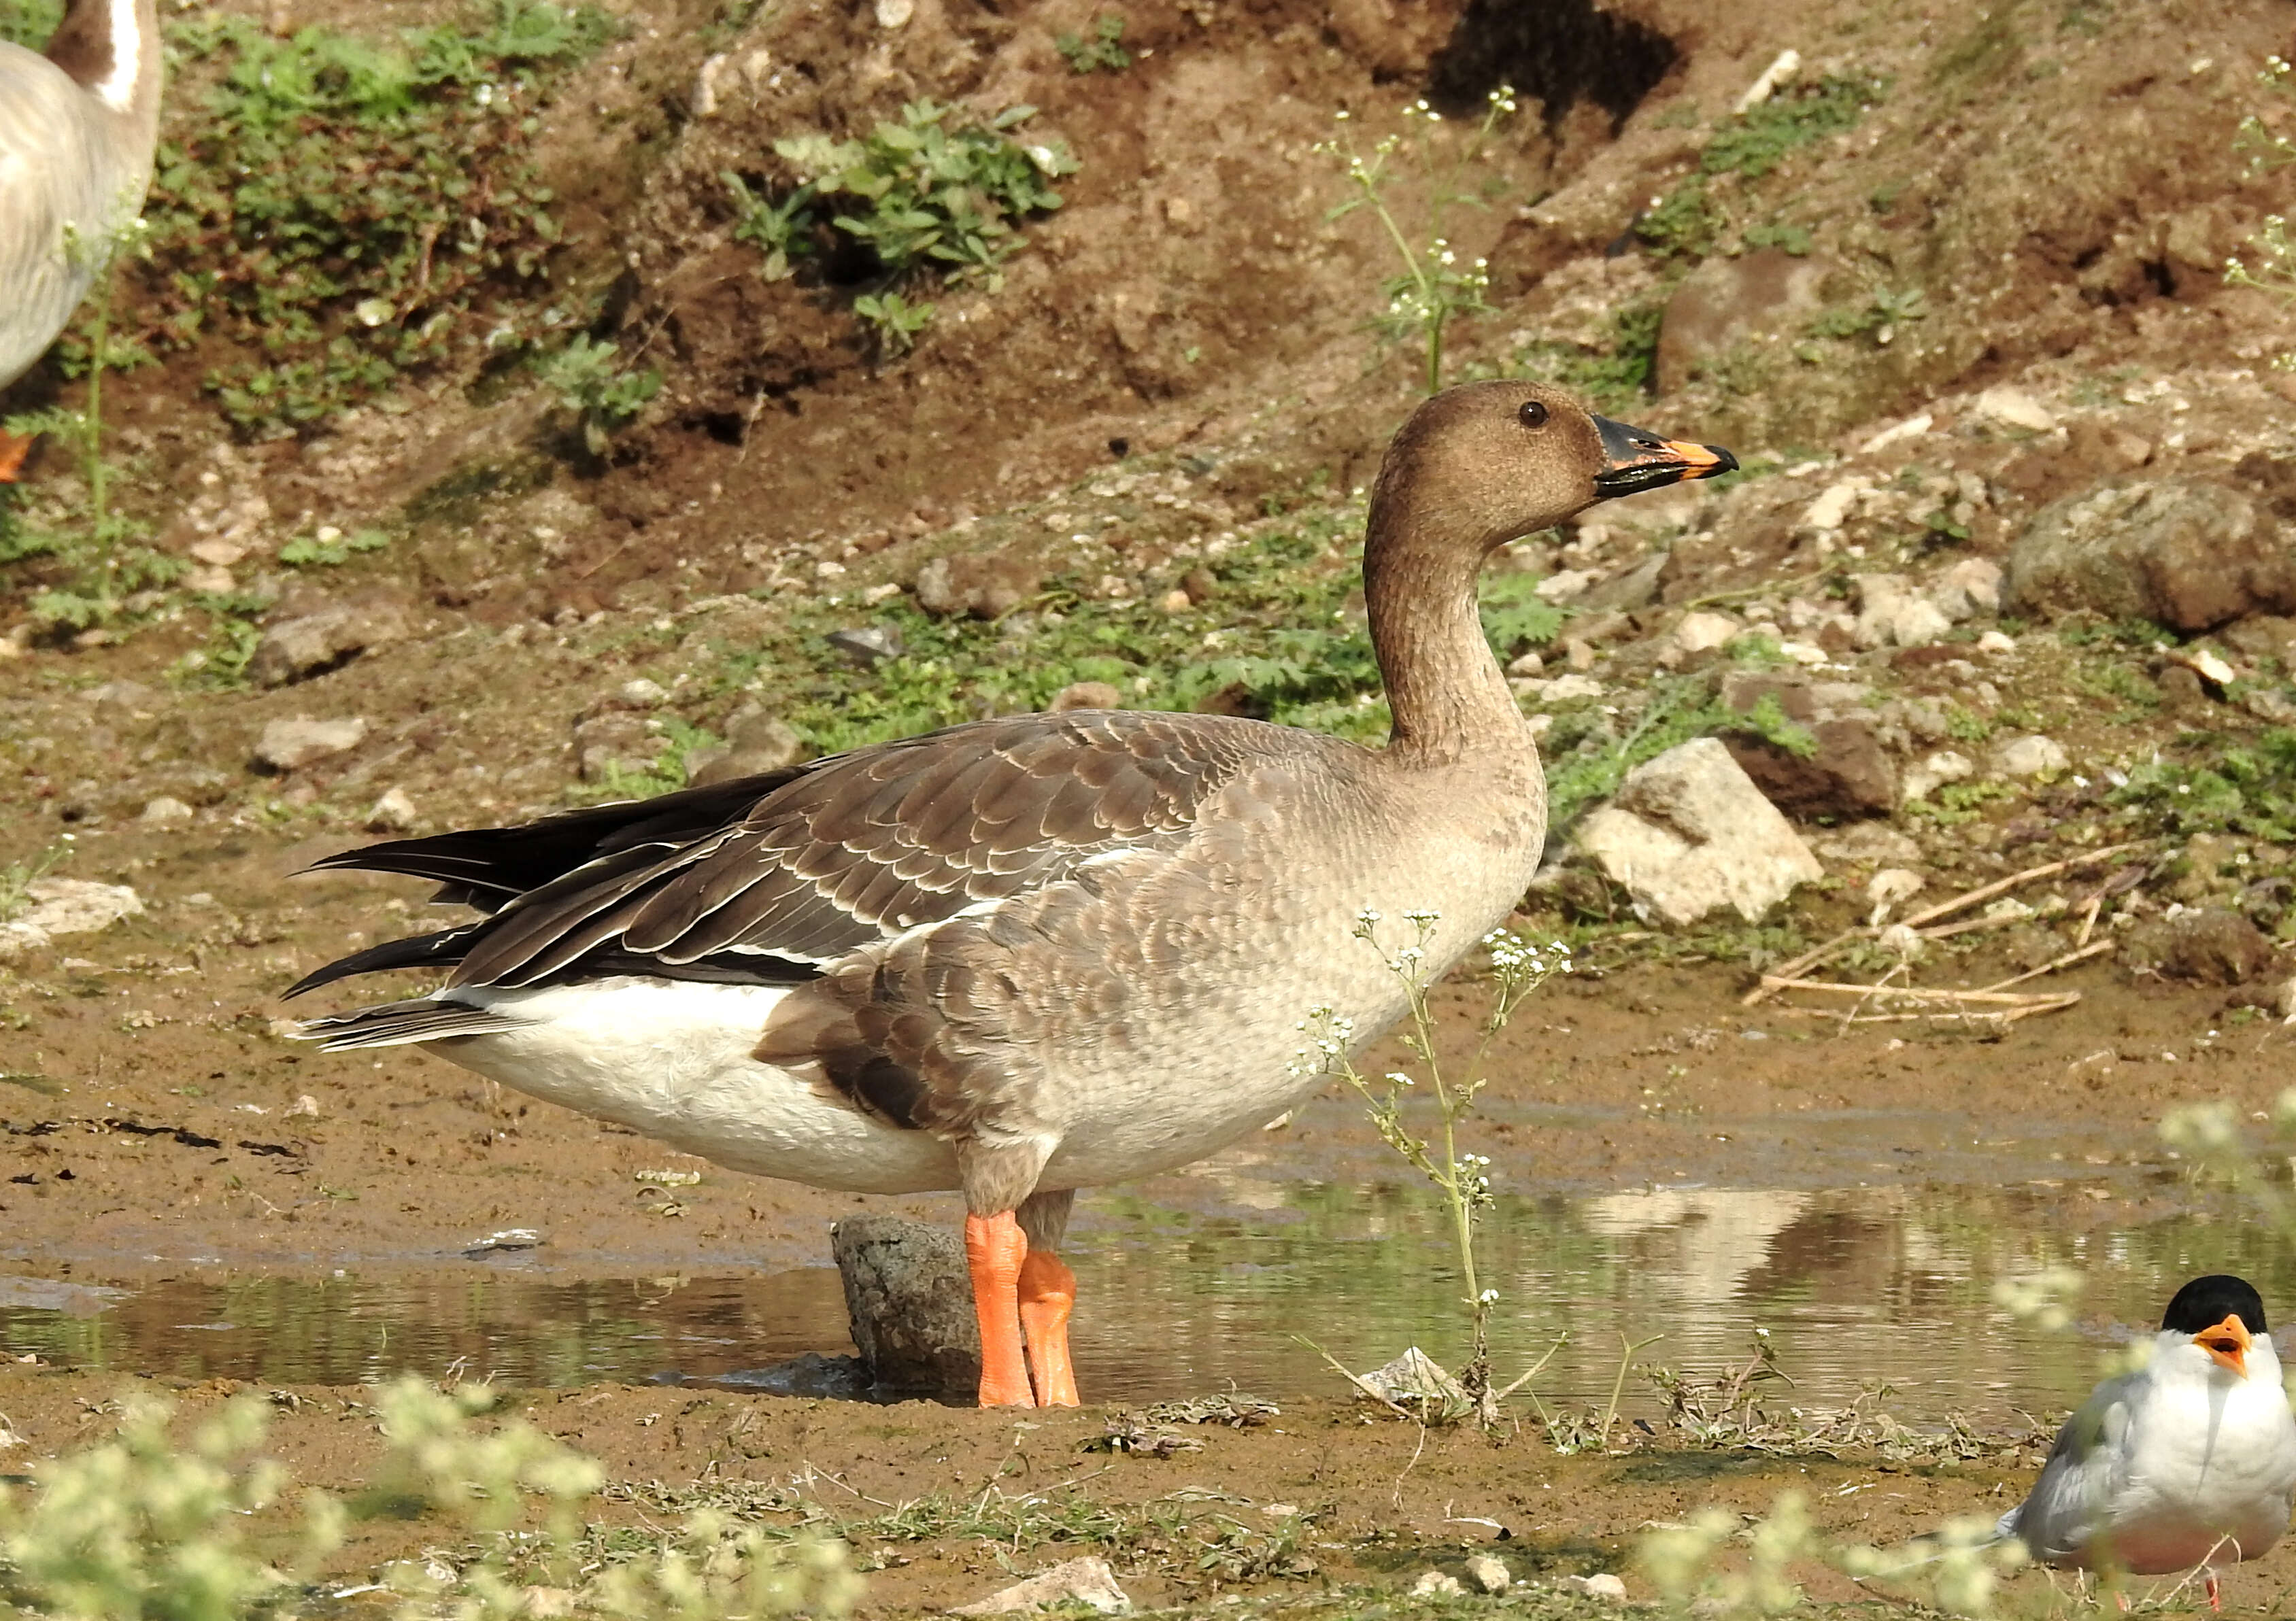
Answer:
[290, 708, 1274, 995]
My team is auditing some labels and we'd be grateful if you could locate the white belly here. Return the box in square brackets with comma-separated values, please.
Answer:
[433, 978, 961, 1194]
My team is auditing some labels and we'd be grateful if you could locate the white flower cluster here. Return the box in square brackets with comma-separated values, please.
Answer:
[1454, 1151, 1494, 1204]
[1287, 1005, 1357, 1078]
[1482, 928, 1573, 979]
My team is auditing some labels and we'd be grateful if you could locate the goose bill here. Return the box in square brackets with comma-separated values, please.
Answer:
[1591, 413, 1739, 498]
[2197, 1314, 2252, 1376]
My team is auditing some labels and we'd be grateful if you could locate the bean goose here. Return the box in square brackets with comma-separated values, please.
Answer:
[287, 381, 1736, 1407]
[0, 0, 163, 480]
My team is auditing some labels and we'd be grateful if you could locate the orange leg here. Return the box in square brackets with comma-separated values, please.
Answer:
[2206, 1574, 2221, 1613]
[1019, 1249, 1079, 1407]
[964, 1210, 1034, 1407]
[0, 429, 31, 483]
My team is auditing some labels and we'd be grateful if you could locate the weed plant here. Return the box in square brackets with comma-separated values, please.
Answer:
[1054, 13, 1129, 73]
[0, 1376, 860, 1620]
[129, 0, 611, 437]
[1321, 88, 1519, 394]
[2227, 56, 2295, 366]
[535, 335, 663, 456]
[1294, 917, 1571, 1423]
[725, 102, 1075, 356]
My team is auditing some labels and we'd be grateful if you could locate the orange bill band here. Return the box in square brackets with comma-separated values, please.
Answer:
[1591, 413, 1740, 498]
[2197, 1312, 2252, 1376]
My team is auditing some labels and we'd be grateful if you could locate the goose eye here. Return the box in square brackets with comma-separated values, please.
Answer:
[1517, 399, 1549, 429]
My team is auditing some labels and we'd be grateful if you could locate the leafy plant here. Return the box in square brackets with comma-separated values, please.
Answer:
[1296, 917, 1572, 1424]
[534, 335, 662, 455]
[728, 101, 1075, 352]
[2110, 728, 2296, 842]
[278, 526, 391, 567]
[2227, 56, 2295, 366]
[0, 844, 67, 925]
[1636, 77, 1884, 265]
[1806, 286, 1926, 343]
[1321, 87, 1517, 394]
[1053, 12, 1129, 73]
[131, 0, 611, 437]
[851, 290, 935, 358]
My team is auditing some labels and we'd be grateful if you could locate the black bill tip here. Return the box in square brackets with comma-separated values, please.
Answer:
[1591, 413, 1739, 499]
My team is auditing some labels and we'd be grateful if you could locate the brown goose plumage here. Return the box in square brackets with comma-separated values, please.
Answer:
[288, 381, 1736, 1407]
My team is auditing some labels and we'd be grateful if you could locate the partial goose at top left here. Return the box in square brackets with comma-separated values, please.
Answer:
[0, 0, 165, 480]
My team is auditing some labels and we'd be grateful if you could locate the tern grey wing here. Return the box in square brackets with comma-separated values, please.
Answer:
[2002, 1375, 2138, 1563]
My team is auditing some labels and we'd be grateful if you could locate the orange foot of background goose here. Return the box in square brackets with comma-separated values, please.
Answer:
[964, 1210, 1081, 1407]
[0, 429, 33, 482]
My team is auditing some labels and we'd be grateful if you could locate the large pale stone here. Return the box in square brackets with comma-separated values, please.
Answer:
[950, 1558, 1130, 1616]
[1576, 739, 1823, 925]
[1654, 249, 1835, 394]
[253, 716, 368, 772]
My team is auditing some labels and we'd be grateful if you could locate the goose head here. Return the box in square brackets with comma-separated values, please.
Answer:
[1370, 379, 1738, 560]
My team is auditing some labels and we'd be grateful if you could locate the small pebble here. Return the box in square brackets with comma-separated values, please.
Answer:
[1409, 1571, 1464, 1599]
[1464, 1554, 1511, 1594]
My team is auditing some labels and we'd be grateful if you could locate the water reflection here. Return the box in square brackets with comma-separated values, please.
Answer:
[3, 1182, 2284, 1427]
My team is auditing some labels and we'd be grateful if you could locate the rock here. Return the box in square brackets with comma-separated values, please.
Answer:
[1673, 611, 1742, 655]
[2004, 481, 2294, 632]
[1802, 479, 1863, 532]
[1722, 715, 1897, 819]
[1534, 568, 1596, 604]
[874, 0, 912, 26]
[249, 594, 411, 687]
[619, 677, 668, 707]
[1972, 386, 2057, 434]
[1506, 651, 1544, 679]
[1866, 867, 1925, 924]
[1566, 1573, 1630, 1602]
[1357, 1346, 1470, 1412]
[139, 796, 195, 827]
[1814, 822, 1923, 866]
[1464, 1554, 1512, 1594]
[1900, 749, 1974, 804]
[1408, 1571, 1466, 1600]
[1578, 551, 1670, 613]
[1653, 249, 1834, 394]
[88, 679, 160, 711]
[253, 716, 368, 772]
[914, 551, 1041, 619]
[831, 1214, 979, 1393]
[1929, 557, 2003, 621]
[1993, 734, 2069, 777]
[1977, 629, 2017, 653]
[1049, 681, 1123, 712]
[365, 787, 418, 832]
[950, 1558, 1130, 1616]
[1853, 574, 1951, 649]
[573, 713, 655, 783]
[1522, 672, 1604, 704]
[2123, 908, 2275, 985]
[690, 710, 807, 788]
[827, 626, 903, 667]
[1575, 739, 1824, 925]
[0, 879, 144, 960]
[1857, 413, 1931, 456]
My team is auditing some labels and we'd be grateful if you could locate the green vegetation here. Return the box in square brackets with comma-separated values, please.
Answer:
[1321, 88, 1517, 394]
[1053, 12, 1130, 73]
[2227, 56, 2295, 368]
[1510, 302, 1664, 411]
[0, 843, 67, 925]
[1542, 677, 1812, 833]
[534, 335, 663, 456]
[1804, 286, 1925, 344]
[1, 270, 180, 634]
[2110, 728, 2296, 842]
[278, 526, 391, 568]
[0, 0, 58, 46]
[724, 101, 1075, 354]
[0, 1377, 859, 1621]
[131, 0, 611, 438]
[1637, 77, 1885, 263]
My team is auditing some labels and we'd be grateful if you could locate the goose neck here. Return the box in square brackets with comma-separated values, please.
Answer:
[1364, 505, 1525, 764]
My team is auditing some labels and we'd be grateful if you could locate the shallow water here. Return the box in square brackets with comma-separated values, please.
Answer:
[5, 1178, 2283, 1427]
